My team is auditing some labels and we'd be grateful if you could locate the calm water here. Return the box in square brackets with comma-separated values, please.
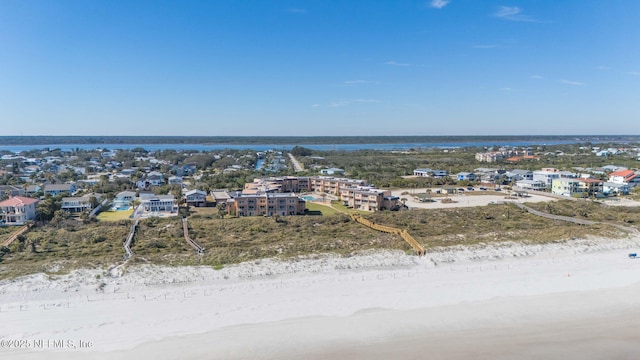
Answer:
[0, 140, 590, 153]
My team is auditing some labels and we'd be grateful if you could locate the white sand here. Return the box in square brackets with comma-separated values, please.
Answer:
[1, 236, 640, 359]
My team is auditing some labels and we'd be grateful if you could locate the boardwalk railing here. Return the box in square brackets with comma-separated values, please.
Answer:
[182, 218, 205, 255]
[351, 214, 426, 256]
[2, 224, 31, 247]
[123, 219, 139, 261]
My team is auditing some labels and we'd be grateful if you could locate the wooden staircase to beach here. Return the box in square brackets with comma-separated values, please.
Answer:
[123, 219, 138, 261]
[182, 218, 205, 255]
[2, 224, 31, 247]
[350, 214, 426, 256]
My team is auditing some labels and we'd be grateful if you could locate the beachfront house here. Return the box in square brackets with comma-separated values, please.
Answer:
[0, 196, 39, 225]
[185, 189, 207, 207]
[608, 169, 639, 187]
[113, 191, 136, 209]
[139, 193, 177, 213]
[61, 193, 103, 213]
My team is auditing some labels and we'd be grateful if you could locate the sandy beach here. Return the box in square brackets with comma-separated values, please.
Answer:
[2, 236, 640, 359]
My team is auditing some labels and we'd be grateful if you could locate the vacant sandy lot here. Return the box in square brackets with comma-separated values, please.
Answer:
[391, 188, 554, 209]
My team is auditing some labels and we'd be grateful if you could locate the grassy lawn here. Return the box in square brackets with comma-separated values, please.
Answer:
[97, 209, 134, 221]
[305, 202, 340, 216]
[330, 201, 370, 215]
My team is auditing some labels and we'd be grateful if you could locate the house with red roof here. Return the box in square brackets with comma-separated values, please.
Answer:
[608, 170, 639, 186]
[0, 196, 39, 225]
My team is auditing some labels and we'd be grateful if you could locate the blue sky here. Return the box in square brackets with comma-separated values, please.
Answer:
[1, 0, 638, 136]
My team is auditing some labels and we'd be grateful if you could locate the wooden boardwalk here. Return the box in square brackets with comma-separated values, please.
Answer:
[351, 214, 426, 256]
[1, 225, 31, 247]
[182, 218, 205, 255]
[123, 219, 139, 260]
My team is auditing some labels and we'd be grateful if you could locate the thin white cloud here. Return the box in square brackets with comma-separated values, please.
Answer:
[627, 71, 640, 76]
[311, 104, 320, 108]
[430, 0, 451, 9]
[385, 61, 411, 67]
[493, 6, 535, 22]
[287, 8, 307, 14]
[472, 44, 500, 49]
[560, 79, 585, 86]
[596, 66, 611, 70]
[500, 87, 519, 92]
[530, 75, 543, 79]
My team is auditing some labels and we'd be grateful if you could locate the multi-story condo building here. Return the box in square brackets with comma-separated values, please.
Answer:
[229, 193, 306, 217]
[339, 187, 400, 211]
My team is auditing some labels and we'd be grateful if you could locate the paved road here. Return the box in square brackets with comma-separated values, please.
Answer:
[288, 153, 304, 172]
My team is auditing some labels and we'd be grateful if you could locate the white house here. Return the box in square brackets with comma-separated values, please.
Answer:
[532, 171, 560, 189]
[515, 179, 547, 191]
[139, 194, 177, 213]
[320, 168, 345, 176]
[0, 196, 39, 225]
[113, 191, 136, 209]
[414, 168, 448, 178]
[608, 169, 638, 187]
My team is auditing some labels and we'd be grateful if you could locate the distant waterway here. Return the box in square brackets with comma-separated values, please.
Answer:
[0, 140, 615, 153]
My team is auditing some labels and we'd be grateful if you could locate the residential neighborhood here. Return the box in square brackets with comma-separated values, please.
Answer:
[0, 144, 639, 226]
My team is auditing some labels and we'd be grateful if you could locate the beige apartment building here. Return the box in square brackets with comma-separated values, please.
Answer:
[339, 187, 401, 211]
[229, 193, 306, 217]
[245, 176, 367, 195]
[234, 176, 397, 216]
